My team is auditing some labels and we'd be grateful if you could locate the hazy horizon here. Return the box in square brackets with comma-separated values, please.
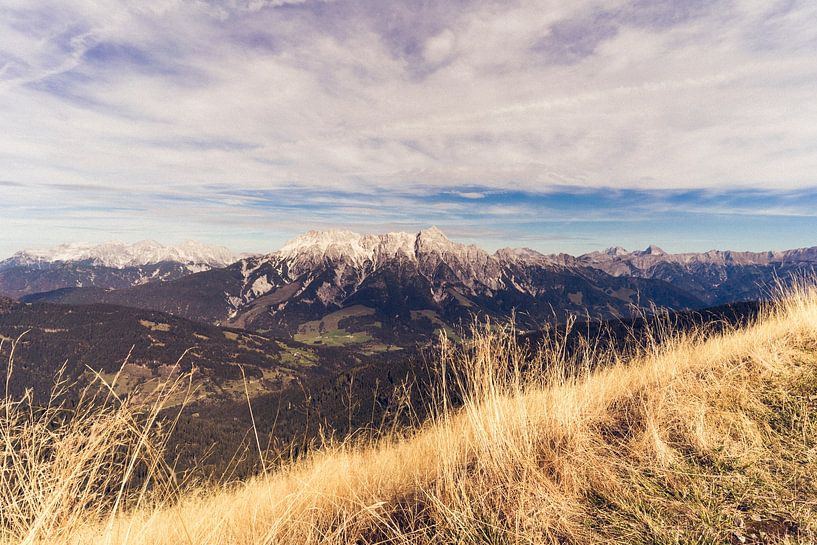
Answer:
[4, 219, 817, 262]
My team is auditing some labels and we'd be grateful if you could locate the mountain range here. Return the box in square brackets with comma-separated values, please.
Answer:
[8, 228, 816, 350]
[576, 245, 817, 305]
[0, 240, 245, 299]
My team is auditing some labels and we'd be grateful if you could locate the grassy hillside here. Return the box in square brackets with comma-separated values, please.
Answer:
[3, 284, 817, 544]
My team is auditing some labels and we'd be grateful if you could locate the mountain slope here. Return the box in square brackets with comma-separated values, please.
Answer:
[12, 283, 817, 545]
[0, 299, 337, 404]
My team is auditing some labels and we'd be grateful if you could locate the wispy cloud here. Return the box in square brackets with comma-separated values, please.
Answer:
[3, 180, 817, 257]
[1, 0, 816, 255]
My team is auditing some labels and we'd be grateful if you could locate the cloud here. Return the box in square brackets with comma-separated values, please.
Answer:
[423, 28, 457, 66]
[453, 191, 486, 199]
[1, 0, 816, 255]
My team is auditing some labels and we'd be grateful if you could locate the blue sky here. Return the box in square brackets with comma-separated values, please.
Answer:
[1, 0, 817, 256]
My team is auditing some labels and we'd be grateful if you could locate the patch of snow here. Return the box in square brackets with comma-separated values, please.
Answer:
[8, 240, 242, 269]
[276, 229, 417, 268]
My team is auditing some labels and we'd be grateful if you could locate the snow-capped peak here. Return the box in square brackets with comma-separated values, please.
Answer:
[417, 225, 448, 241]
[493, 247, 549, 264]
[640, 244, 667, 256]
[8, 240, 241, 269]
[275, 227, 486, 267]
[278, 230, 370, 261]
[277, 229, 419, 264]
[604, 246, 629, 257]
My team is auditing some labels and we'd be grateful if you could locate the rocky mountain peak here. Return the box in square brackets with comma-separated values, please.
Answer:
[373, 232, 416, 261]
[417, 225, 448, 241]
[414, 227, 487, 259]
[276, 229, 419, 268]
[641, 245, 667, 256]
[279, 229, 363, 254]
[493, 247, 549, 264]
[261, 227, 500, 293]
[415, 226, 451, 252]
[276, 227, 472, 267]
[605, 246, 629, 257]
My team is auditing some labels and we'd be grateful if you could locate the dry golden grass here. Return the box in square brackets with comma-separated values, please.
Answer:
[4, 282, 817, 544]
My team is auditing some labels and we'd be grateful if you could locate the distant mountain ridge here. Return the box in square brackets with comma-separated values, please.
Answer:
[1, 240, 242, 269]
[0, 240, 246, 299]
[576, 245, 817, 304]
[8, 228, 817, 347]
[581, 245, 817, 268]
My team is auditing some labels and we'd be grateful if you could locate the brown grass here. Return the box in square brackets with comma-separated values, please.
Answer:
[4, 282, 817, 544]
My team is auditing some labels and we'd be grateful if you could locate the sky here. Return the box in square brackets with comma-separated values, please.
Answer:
[1, 0, 817, 257]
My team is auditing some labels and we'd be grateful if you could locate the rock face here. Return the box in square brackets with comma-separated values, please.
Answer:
[0, 240, 244, 299]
